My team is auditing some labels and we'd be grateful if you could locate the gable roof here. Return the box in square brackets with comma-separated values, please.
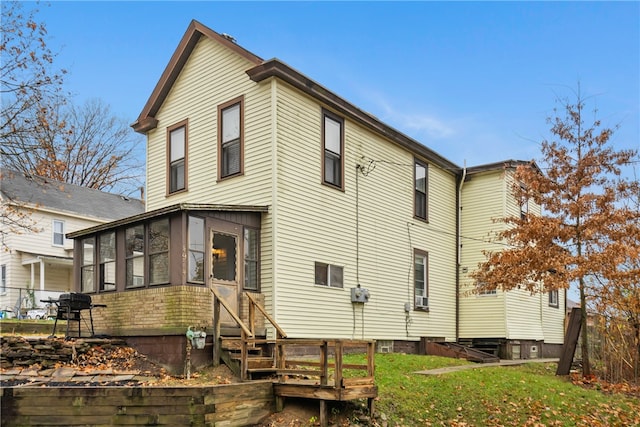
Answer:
[131, 20, 262, 133]
[0, 168, 145, 221]
[130, 20, 460, 173]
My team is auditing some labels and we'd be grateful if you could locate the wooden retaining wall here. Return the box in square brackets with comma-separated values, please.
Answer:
[1, 381, 274, 427]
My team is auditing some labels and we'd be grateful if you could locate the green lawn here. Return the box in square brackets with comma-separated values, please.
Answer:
[345, 353, 639, 426]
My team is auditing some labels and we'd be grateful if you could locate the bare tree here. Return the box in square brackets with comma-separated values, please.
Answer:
[3, 98, 145, 195]
[1, 1, 66, 156]
[472, 89, 639, 378]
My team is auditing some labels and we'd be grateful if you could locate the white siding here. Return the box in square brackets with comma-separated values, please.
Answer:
[0, 207, 105, 311]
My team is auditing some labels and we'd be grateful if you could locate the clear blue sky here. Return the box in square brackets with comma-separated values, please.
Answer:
[33, 1, 639, 173]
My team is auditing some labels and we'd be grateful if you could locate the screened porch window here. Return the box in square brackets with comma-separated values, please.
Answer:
[244, 228, 259, 290]
[125, 225, 144, 288]
[188, 216, 205, 283]
[81, 237, 95, 293]
[149, 219, 169, 285]
[99, 232, 116, 291]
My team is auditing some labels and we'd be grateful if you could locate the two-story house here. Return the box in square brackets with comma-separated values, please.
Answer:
[0, 169, 144, 317]
[67, 20, 564, 372]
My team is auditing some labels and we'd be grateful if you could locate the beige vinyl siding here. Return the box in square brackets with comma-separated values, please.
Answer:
[146, 37, 273, 211]
[460, 168, 562, 342]
[459, 169, 507, 338]
[271, 82, 457, 341]
[542, 290, 565, 343]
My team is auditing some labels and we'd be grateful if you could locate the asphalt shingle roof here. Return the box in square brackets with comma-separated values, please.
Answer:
[0, 168, 145, 221]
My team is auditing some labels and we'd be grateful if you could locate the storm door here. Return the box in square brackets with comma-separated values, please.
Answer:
[210, 230, 239, 325]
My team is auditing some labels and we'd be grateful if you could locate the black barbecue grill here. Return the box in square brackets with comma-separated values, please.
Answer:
[42, 293, 106, 338]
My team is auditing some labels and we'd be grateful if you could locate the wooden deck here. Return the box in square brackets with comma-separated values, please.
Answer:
[210, 289, 377, 427]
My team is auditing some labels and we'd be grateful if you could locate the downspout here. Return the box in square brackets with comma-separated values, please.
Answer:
[269, 78, 278, 337]
[456, 162, 467, 342]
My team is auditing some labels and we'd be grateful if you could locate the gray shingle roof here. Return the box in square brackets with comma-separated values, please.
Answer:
[0, 168, 145, 220]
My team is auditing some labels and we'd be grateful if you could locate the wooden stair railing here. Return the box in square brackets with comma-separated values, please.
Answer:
[210, 287, 287, 380]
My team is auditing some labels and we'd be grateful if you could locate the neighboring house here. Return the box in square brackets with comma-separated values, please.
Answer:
[0, 169, 145, 317]
[67, 20, 564, 372]
[458, 161, 565, 359]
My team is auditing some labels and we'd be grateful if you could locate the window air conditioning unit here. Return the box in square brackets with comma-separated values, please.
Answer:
[415, 296, 428, 308]
[133, 276, 144, 287]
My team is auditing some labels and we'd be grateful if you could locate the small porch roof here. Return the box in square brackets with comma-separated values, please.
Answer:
[66, 203, 270, 239]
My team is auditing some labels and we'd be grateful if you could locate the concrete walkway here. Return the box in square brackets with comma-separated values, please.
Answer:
[416, 358, 559, 375]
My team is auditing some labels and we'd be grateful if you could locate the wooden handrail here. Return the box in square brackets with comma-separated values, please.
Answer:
[244, 292, 288, 338]
[209, 287, 253, 337]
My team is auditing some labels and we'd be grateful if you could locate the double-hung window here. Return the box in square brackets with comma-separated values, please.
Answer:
[415, 160, 428, 221]
[314, 262, 343, 288]
[52, 220, 65, 246]
[322, 110, 344, 189]
[218, 96, 244, 179]
[168, 120, 187, 194]
[414, 250, 429, 310]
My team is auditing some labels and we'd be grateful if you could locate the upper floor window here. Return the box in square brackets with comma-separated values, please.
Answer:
[314, 262, 343, 288]
[81, 237, 95, 293]
[322, 110, 344, 189]
[244, 228, 259, 291]
[415, 160, 428, 221]
[414, 250, 429, 310]
[99, 232, 116, 292]
[520, 187, 529, 220]
[167, 120, 188, 194]
[188, 216, 205, 283]
[52, 220, 65, 246]
[549, 289, 559, 307]
[218, 96, 244, 180]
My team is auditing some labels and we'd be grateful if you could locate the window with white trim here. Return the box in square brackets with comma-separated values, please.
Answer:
[314, 262, 343, 288]
[52, 220, 65, 246]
